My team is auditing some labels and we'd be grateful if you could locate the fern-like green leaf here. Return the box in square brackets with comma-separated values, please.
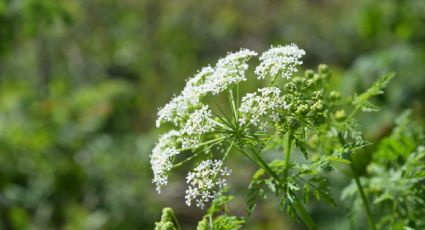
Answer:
[352, 72, 395, 112]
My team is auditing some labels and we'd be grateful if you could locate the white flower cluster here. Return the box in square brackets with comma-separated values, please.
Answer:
[150, 130, 181, 193]
[206, 49, 257, 95]
[255, 44, 305, 80]
[180, 105, 216, 149]
[239, 87, 289, 129]
[185, 159, 232, 209]
[156, 67, 214, 128]
[156, 49, 256, 128]
[181, 105, 215, 136]
[152, 44, 306, 207]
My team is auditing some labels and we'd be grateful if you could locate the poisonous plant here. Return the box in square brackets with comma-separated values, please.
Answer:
[150, 43, 399, 229]
[342, 111, 425, 229]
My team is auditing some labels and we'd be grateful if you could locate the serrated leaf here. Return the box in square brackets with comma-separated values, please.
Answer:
[213, 215, 245, 230]
[340, 140, 371, 155]
[207, 194, 233, 215]
[328, 156, 351, 164]
[373, 193, 394, 204]
[353, 72, 395, 109]
[360, 101, 380, 112]
[294, 137, 309, 159]
[309, 177, 336, 207]
[246, 171, 267, 216]
[290, 195, 318, 230]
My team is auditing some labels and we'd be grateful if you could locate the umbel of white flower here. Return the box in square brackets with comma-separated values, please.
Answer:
[155, 49, 257, 128]
[150, 130, 181, 193]
[255, 44, 305, 80]
[185, 160, 231, 209]
[180, 105, 216, 149]
[151, 43, 305, 207]
[239, 87, 290, 129]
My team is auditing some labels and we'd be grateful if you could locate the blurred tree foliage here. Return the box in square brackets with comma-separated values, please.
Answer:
[0, 0, 424, 229]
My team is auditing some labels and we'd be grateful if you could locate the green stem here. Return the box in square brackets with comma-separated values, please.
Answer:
[351, 165, 376, 230]
[222, 139, 235, 160]
[236, 84, 240, 113]
[247, 148, 317, 230]
[249, 148, 281, 181]
[290, 195, 317, 230]
[170, 209, 181, 230]
[338, 133, 376, 230]
[208, 214, 213, 229]
[283, 133, 293, 184]
[178, 137, 225, 152]
[211, 97, 235, 129]
[228, 89, 238, 127]
[346, 106, 360, 123]
[174, 138, 225, 168]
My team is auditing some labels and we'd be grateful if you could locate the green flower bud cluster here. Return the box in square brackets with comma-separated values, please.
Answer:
[154, 208, 178, 230]
[278, 65, 334, 132]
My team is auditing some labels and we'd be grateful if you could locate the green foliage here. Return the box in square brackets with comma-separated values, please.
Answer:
[353, 72, 395, 112]
[242, 68, 396, 230]
[196, 196, 245, 230]
[154, 208, 178, 230]
[246, 160, 335, 224]
[194, 195, 245, 230]
[0, 80, 157, 229]
[0, 0, 424, 229]
[342, 112, 425, 229]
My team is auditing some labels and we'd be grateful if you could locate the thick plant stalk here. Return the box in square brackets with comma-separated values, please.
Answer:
[283, 134, 293, 183]
[282, 134, 317, 230]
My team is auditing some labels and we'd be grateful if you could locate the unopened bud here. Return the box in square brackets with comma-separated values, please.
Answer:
[305, 69, 314, 78]
[335, 110, 346, 121]
[318, 64, 329, 74]
[329, 91, 341, 100]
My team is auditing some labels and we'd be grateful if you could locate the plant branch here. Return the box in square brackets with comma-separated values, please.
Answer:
[338, 132, 376, 230]
[283, 133, 293, 185]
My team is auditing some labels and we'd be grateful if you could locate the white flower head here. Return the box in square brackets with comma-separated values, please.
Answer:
[150, 130, 181, 193]
[255, 44, 305, 80]
[182, 66, 215, 98]
[205, 49, 257, 95]
[156, 66, 214, 128]
[185, 159, 231, 209]
[156, 49, 257, 127]
[239, 87, 289, 129]
[178, 105, 216, 149]
[156, 95, 197, 127]
[181, 105, 215, 136]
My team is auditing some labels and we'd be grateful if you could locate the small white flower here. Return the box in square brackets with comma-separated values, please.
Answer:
[156, 67, 214, 128]
[255, 44, 305, 80]
[156, 94, 199, 128]
[182, 66, 215, 99]
[185, 159, 231, 209]
[220, 167, 232, 176]
[150, 130, 180, 193]
[156, 49, 257, 127]
[216, 178, 227, 187]
[239, 87, 289, 129]
[178, 105, 216, 149]
[205, 49, 257, 95]
[181, 136, 199, 149]
[181, 105, 215, 136]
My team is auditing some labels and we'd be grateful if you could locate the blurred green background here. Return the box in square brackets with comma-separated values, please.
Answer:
[0, 0, 424, 229]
